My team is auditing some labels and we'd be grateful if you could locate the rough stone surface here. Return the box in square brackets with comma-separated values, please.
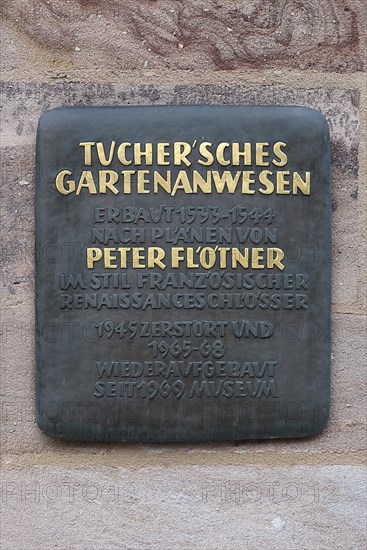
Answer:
[1, 0, 366, 73]
[1, 466, 366, 549]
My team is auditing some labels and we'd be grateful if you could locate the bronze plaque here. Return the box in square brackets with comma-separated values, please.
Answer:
[36, 106, 331, 441]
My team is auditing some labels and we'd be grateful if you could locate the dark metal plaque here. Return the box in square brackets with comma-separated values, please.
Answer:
[36, 106, 331, 441]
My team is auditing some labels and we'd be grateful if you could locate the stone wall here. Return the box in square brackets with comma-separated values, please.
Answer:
[1, 1, 366, 548]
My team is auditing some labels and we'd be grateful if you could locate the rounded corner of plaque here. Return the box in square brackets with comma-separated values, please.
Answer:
[311, 409, 331, 438]
[37, 107, 68, 133]
[38, 106, 59, 122]
[35, 411, 58, 439]
[300, 106, 330, 132]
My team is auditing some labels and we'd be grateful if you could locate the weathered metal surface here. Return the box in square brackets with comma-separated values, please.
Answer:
[35, 105, 331, 441]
